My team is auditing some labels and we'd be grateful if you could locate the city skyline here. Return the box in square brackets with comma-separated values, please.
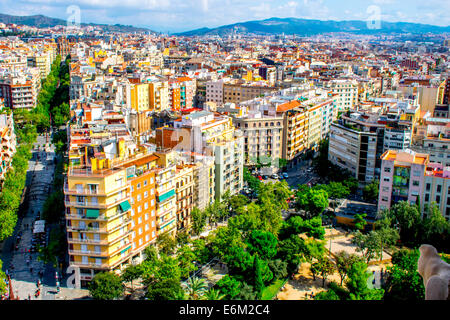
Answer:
[0, 0, 449, 33]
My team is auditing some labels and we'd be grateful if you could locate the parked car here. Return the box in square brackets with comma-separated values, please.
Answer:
[263, 175, 268, 180]
[282, 173, 289, 178]
[257, 176, 263, 181]
[271, 174, 279, 179]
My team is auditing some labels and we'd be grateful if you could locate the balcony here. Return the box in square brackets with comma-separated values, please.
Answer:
[157, 216, 177, 230]
[68, 249, 108, 257]
[69, 261, 110, 269]
[64, 197, 130, 210]
[67, 237, 109, 245]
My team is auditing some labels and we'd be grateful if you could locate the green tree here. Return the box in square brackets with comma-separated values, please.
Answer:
[203, 288, 226, 300]
[246, 230, 278, 260]
[313, 257, 335, 287]
[362, 180, 379, 202]
[296, 187, 329, 218]
[277, 234, 306, 274]
[253, 255, 265, 299]
[229, 194, 249, 214]
[385, 201, 421, 247]
[316, 182, 350, 200]
[352, 231, 381, 263]
[383, 249, 425, 301]
[353, 213, 367, 231]
[191, 207, 207, 236]
[177, 245, 197, 279]
[235, 283, 258, 300]
[42, 190, 65, 223]
[121, 264, 143, 290]
[185, 276, 208, 300]
[156, 232, 177, 255]
[215, 275, 241, 299]
[176, 229, 190, 246]
[421, 203, 450, 252]
[258, 180, 292, 210]
[268, 259, 288, 280]
[146, 278, 184, 300]
[89, 272, 124, 300]
[192, 238, 213, 265]
[346, 261, 383, 300]
[334, 251, 363, 286]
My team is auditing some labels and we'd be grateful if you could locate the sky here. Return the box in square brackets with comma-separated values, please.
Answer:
[0, 0, 449, 33]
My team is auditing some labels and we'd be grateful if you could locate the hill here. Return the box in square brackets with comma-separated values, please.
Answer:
[0, 13, 154, 34]
[176, 17, 450, 36]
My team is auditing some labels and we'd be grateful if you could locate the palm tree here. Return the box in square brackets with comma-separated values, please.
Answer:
[185, 276, 208, 300]
[202, 288, 226, 300]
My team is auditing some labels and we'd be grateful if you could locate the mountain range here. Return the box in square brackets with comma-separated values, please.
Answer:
[1, 14, 449, 37]
[176, 17, 450, 36]
[0, 13, 154, 34]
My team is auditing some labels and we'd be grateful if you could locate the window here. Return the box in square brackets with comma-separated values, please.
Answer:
[137, 183, 141, 189]
[144, 202, 148, 209]
[384, 167, 391, 173]
[144, 180, 148, 186]
[137, 194, 141, 201]
[144, 191, 148, 198]
[426, 183, 431, 191]
[151, 210, 155, 216]
[150, 177, 154, 184]
[152, 221, 155, 227]
[151, 188, 155, 195]
[382, 196, 388, 202]
[412, 180, 419, 187]
[436, 195, 441, 204]
[425, 194, 429, 202]
[145, 213, 148, 220]
[152, 231, 156, 238]
[138, 206, 142, 213]
[437, 185, 442, 193]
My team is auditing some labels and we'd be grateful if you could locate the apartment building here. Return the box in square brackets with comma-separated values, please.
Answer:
[377, 149, 428, 212]
[27, 52, 52, 79]
[278, 100, 308, 161]
[0, 110, 16, 189]
[171, 111, 244, 199]
[192, 156, 215, 210]
[423, 163, 450, 221]
[233, 113, 284, 165]
[206, 79, 278, 107]
[149, 81, 169, 112]
[174, 164, 195, 230]
[120, 153, 159, 262]
[223, 80, 279, 105]
[0, 69, 41, 109]
[329, 112, 385, 183]
[323, 79, 359, 111]
[65, 159, 133, 289]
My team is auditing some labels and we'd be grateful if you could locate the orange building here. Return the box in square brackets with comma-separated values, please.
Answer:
[121, 153, 159, 260]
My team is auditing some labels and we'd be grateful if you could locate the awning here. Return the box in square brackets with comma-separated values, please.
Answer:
[120, 245, 131, 254]
[86, 209, 99, 219]
[119, 200, 131, 212]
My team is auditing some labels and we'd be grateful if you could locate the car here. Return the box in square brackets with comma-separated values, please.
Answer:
[282, 173, 289, 178]
[257, 176, 263, 181]
[271, 174, 279, 179]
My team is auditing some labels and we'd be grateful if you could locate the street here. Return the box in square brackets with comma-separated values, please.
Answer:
[0, 133, 86, 299]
